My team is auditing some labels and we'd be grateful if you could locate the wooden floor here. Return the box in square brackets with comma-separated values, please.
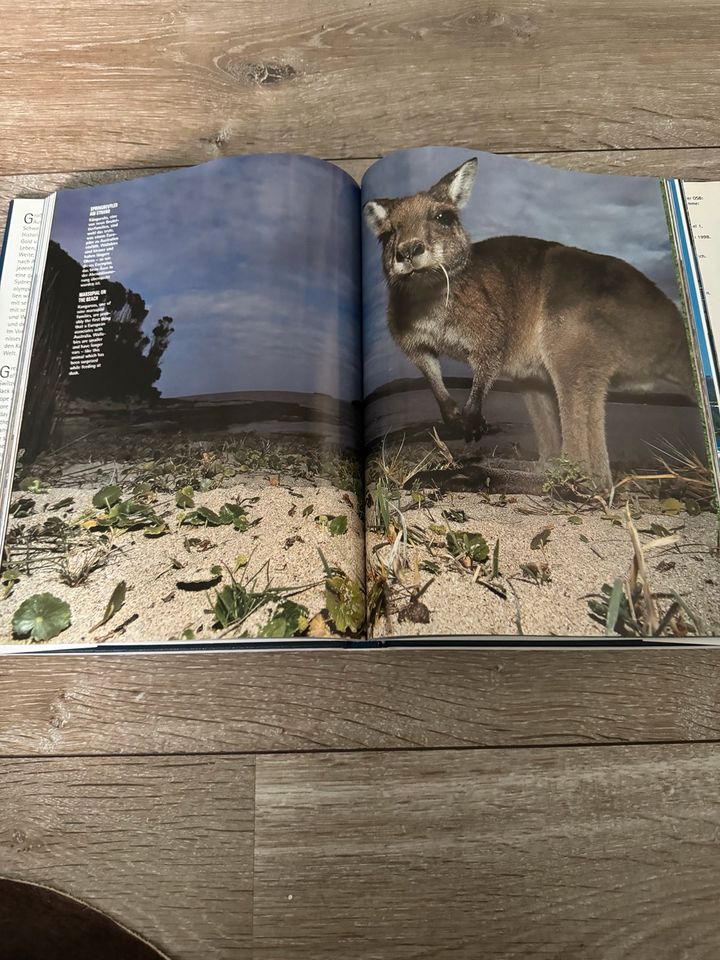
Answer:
[2, 2, 720, 957]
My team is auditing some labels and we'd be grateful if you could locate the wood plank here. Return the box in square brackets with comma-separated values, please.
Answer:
[4, 146, 720, 235]
[253, 743, 720, 959]
[1, 650, 719, 756]
[1, 1, 720, 174]
[0, 755, 255, 960]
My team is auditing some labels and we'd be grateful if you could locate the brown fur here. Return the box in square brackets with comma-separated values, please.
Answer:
[364, 159, 695, 486]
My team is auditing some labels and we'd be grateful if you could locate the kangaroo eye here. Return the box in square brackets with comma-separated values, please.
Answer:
[434, 211, 454, 226]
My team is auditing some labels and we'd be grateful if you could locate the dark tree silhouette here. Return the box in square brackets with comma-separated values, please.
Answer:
[19, 241, 175, 459]
[148, 316, 175, 379]
[68, 293, 173, 401]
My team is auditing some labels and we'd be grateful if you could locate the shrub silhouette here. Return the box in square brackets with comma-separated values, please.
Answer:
[20, 241, 174, 459]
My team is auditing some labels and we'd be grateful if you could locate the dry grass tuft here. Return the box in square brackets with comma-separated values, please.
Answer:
[587, 504, 704, 639]
[616, 440, 716, 511]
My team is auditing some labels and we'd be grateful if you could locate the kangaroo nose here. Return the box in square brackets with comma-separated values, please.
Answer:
[396, 240, 425, 263]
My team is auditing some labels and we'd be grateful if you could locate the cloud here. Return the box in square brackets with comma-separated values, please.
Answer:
[150, 281, 361, 399]
[50, 154, 362, 400]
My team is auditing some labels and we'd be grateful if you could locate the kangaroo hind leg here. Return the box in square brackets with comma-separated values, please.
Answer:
[584, 379, 612, 485]
[523, 387, 561, 466]
[552, 368, 613, 489]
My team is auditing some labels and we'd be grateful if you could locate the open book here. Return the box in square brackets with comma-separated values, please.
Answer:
[0, 147, 718, 652]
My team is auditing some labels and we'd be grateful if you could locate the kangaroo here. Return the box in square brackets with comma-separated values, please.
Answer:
[363, 158, 696, 487]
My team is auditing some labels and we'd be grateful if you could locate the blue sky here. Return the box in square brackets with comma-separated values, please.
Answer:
[51, 154, 362, 402]
[361, 147, 681, 395]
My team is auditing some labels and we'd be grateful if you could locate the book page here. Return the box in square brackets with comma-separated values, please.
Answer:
[361, 147, 718, 643]
[0, 156, 365, 650]
[666, 180, 720, 476]
[0, 199, 44, 463]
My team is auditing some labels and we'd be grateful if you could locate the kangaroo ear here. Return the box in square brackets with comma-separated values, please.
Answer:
[363, 199, 393, 236]
[429, 158, 478, 208]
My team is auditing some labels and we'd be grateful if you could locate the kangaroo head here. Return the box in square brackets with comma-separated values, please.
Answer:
[364, 158, 477, 289]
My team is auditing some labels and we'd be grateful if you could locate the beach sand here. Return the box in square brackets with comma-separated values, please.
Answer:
[1, 476, 364, 647]
[4, 422, 719, 646]
[367, 488, 720, 640]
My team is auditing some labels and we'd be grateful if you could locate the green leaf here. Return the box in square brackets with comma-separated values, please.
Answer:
[82, 495, 163, 532]
[660, 497, 684, 516]
[92, 484, 122, 508]
[12, 593, 71, 642]
[175, 485, 195, 508]
[446, 531, 489, 563]
[317, 513, 350, 534]
[258, 600, 309, 638]
[218, 502, 252, 531]
[1, 567, 21, 600]
[181, 502, 254, 530]
[428, 523, 447, 536]
[567, 515, 583, 525]
[325, 572, 365, 634]
[212, 581, 256, 629]
[327, 515, 348, 537]
[604, 578, 625, 635]
[1, 567, 21, 586]
[258, 617, 292, 638]
[92, 580, 126, 631]
[143, 521, 168, 537]
[302, 503, 314, 518]
[180, 505, 224, 527]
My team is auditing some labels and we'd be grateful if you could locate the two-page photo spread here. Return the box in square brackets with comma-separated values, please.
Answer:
[0, 147, 718, 650]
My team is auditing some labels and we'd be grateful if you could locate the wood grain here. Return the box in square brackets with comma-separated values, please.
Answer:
[1, 650, 719, 757]
[0, 755, 255, 960]
[4, 146, 720, 231]
[1, 1, 720, 955]
[1, 1, 720, 175]
[254, 743, 720, 959]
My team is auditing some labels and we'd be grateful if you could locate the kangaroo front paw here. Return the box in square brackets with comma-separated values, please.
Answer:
[462, 407, 488, 442]
[440, 401, 462, 428]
